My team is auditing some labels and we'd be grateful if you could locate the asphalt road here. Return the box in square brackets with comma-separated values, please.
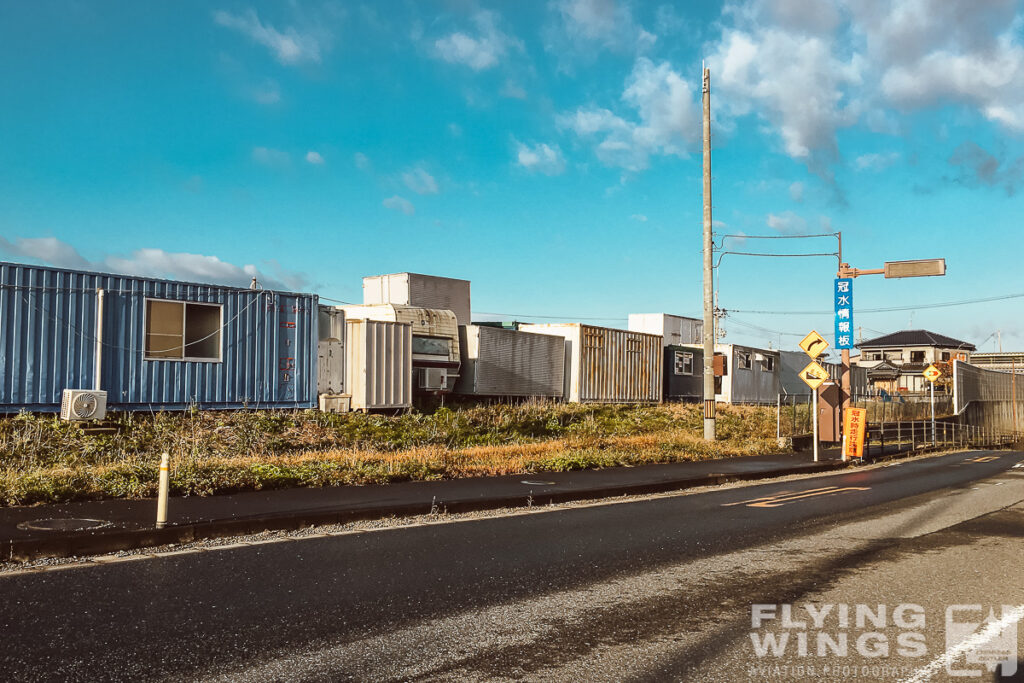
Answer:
[2, 450, 1023, 682]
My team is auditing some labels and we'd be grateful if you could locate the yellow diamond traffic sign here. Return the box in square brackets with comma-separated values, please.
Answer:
[799, 330, 830, 359]
[922, 364, 942, 382]
[800, 360, 830, 390]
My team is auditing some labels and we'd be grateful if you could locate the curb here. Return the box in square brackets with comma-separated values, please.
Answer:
[2, 460, 850, 562]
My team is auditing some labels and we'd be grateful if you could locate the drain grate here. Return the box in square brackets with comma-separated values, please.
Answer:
[17, 518, 113, 532]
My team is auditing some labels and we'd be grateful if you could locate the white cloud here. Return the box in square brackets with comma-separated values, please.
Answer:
[434, 10, 521, 71]
[515, 141, 566, 175]
[402, 167, 439, 195]
[554, 0, 656, 53]
[252, 146, 290, 167]
[353, 152, 370, 170]
[0, 236, 302, 290]
[766, 211, 808, 234]
[447, 123, 463, 137]
[707, 25, 862, 168]
[250, 80, 281, 105]
[0, 236, 90, 270]
[213, 9, 324, 65]
[854, 152, 900, 171]
[559, 58, 700, 171]
[789, 181, 804, 201]
[382, 195, 415, 215]
[630, 214, 648, 222]
[305, 150, 325, 165]
[501, 80, 527, 99]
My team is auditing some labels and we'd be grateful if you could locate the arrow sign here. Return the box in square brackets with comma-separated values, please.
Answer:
[799, 330, 829, 360]
[922, 364, 942, 382]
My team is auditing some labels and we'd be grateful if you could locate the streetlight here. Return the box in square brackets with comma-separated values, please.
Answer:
[835, 234, 946, 429]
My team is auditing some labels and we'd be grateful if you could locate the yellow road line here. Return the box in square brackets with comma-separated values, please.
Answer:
[722, 485, 870, 509]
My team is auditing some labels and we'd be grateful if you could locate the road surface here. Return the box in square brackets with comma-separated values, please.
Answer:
[2, 449, 1023, 681]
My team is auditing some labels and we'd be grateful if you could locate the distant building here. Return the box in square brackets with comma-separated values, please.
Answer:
[969, 352, 1024, 374]
[854, 329, 975, 393]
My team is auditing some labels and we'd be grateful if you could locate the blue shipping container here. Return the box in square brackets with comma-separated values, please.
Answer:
[0, 262, 318, 412]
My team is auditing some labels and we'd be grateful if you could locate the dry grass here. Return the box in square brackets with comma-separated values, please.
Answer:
[0, 402, 782, 506]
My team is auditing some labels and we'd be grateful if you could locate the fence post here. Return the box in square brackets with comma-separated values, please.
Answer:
[156, 452, 170, 529]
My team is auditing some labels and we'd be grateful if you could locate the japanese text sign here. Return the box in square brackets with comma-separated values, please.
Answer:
[843, 407, 867, 459]
[834, 278, 854, 350]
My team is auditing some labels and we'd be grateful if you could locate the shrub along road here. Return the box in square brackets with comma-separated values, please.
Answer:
[1, 449, 1021, 681]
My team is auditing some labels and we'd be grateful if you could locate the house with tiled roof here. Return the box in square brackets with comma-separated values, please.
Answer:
[854, 329, 975, 393]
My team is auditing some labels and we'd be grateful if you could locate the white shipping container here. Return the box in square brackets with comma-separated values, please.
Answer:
[363, 273, 471, 326]
[346, 319, 413, 411]
[628, 313, 703, 347]
[338, 304, 460, 366]
[456, 325, 565, 397]
[519, 323, 662, 403]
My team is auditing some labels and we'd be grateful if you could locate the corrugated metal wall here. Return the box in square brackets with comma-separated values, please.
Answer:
[578, 325, 662, 403]
[346, 319, 412, 410]
[0, 262, 317, 412]
[456, 325, 564, 397]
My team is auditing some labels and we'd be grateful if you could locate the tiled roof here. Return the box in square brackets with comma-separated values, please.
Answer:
[858, 329, 976, 351]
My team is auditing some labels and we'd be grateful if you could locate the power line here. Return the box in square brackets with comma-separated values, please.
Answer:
[729, 290, 1024, 315]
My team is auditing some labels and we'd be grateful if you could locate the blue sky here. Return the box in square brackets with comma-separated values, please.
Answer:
[2, 0, 1023, 357]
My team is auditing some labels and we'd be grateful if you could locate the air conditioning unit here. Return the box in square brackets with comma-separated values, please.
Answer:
[61, 389, 108, 421]
[318, 393, 352, 414]
[418, 368, 448, 391]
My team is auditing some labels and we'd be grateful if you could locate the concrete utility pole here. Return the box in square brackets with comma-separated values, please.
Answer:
[702, 65, 716, 441]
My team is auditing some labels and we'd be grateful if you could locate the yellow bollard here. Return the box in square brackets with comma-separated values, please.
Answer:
[156, 452, 169, 529]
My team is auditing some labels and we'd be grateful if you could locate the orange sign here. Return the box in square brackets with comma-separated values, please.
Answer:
[922, 364, 942, 382]
[843, 407, 867, 459]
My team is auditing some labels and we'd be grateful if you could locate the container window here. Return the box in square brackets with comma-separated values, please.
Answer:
[674, 351, 693, 376]
[412, 336, 451, 356]
[737, 352, 752, 370]
[760, 356, 774, 372]
[145, 299, 222, 361]
[584, 332, 604, 349]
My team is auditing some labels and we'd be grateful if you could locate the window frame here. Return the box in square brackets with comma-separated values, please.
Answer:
[737, 351, 752, 371]
[143, 297, 224, 363]
[673, 350, 694, 376]
[760, 355, 775, 372]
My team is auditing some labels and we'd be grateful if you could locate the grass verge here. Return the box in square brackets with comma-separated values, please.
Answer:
[0, 402, 783, 506]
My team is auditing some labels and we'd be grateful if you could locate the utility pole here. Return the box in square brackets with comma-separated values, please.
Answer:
[702, 65, 715, 440]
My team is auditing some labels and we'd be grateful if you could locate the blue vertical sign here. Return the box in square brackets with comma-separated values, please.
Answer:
[834, 278, 854, 349]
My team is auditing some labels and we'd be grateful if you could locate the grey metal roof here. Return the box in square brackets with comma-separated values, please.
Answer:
[858, 329, 976, 351]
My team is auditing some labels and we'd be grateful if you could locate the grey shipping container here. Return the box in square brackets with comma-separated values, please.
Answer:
[346, 319, 413, 411]
[715, 343, 780, 405]
[0, 261, 317, 412]
[519, 323, 662, 403]
[455, 324, 564, 397]
[664, 345, 702, 401]
[362, 272, 471, 326]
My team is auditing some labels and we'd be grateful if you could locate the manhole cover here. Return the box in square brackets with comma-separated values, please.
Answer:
[17, 518, 113, 532]
[521, 480, 557, 486]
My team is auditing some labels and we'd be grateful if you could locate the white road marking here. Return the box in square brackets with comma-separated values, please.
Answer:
[900, 604, 1024, 683]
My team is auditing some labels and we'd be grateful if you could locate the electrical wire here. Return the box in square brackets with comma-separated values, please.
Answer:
[729, 290, 1024, 315]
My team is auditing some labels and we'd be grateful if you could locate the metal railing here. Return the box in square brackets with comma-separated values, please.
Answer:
[863, 420, 1020, 459]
